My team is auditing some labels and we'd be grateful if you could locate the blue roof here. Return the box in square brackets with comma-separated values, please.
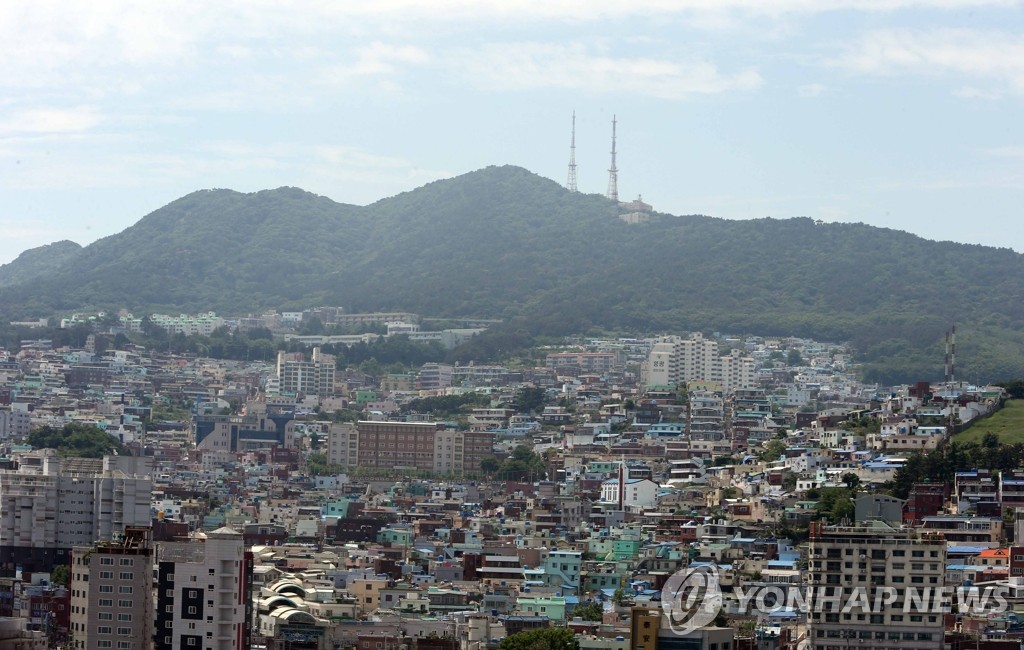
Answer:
[948, 546, 988, 554]
[767, 608, 801, 619]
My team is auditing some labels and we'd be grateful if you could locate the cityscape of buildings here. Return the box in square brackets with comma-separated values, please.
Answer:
[0, 307, 1019, 649]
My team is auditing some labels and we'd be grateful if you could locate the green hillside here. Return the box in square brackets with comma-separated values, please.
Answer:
[1, 165, 1023, 384]
[0, 240, 82, 288]
[955, 400, 1024, 445]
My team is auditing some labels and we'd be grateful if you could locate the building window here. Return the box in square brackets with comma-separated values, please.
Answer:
[100, 558, 113, 565]
[119, 572, 133, 580]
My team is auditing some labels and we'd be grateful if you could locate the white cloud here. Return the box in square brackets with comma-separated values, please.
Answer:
[451, 42, 762, 99]
[829, 28, 1024, 93]
[1, 0, 1013, 91]
[315, 146, 414, 169]
[232, 0, 1022, 22]
[797, 83, 827, 98]
[984, 146, 1024, 159]
[319, 42, 431, 85]
[954, 85, 1003, 100]
[0, 107, 102, 136]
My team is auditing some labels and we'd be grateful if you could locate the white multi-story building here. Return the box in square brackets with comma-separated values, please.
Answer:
[643, 333, 755, 392]
[416, 363, 454, 390]
[155, 527, 252, 650]
[326, 422, 356, 467]
[0, 408, 31, 439]
[600, 478, 660, 508]
[275, 348, 336, 397]
[149, 312, 225, 336]
[70, 526, 154, 650]
[807, 522, 946, 650]
[0, 453, 152, 574]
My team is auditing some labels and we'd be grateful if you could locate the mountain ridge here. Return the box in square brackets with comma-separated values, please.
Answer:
[1, 164, 1021, 383]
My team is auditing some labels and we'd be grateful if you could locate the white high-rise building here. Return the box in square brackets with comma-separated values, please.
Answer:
[643, 333, 755, 392]
[275, 348, 336, 397]
[807, 522, 946, 650]
[0, 452, 152, 575]
[155, 527, 252, 650]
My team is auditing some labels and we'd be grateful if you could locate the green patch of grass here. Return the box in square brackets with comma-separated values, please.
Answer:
[955, 399, 1024, 444]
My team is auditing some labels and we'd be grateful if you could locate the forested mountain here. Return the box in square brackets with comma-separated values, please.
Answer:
[1, 165, 1022, 384]
[0, 240, 82, 288]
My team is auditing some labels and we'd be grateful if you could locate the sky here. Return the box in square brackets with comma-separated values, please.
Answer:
[1, 0, 1023, 264]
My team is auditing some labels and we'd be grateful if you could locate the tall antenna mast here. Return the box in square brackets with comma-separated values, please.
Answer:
[566, 111, 578, 192]
[607, 115, 619, 202]
[951, 322, 957, 386]
[944, 330, 950, 385]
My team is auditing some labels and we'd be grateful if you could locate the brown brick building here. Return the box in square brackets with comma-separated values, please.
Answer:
[334, 421, 494, 476]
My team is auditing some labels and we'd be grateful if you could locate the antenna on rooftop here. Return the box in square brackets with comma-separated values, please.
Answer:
[566, 111, 578, 193]
[606, 115, 618, 202]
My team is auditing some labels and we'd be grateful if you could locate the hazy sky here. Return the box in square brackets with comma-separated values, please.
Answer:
[2, 1, 1023, 264]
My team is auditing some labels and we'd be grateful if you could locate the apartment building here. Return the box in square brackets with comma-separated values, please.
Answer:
[543, 550, 582, 593]
[644, 333, 755, 392]
[451, 364, 509, 387]
[415, 363, 454, 390]
[332, 421, 494, 476]
[953, 469, 997, 514]
[0, 453, 153, 575]
[154, 527, 253, 650]
[918, 515, 1002, 545]
[275, 348, 336, 398]
[149, 312, 225, 336]
[69, 526, 154, 650]
[806, 522, 945, 650]
[545, 352, 617, 374]
[0, 408, 30, 439]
